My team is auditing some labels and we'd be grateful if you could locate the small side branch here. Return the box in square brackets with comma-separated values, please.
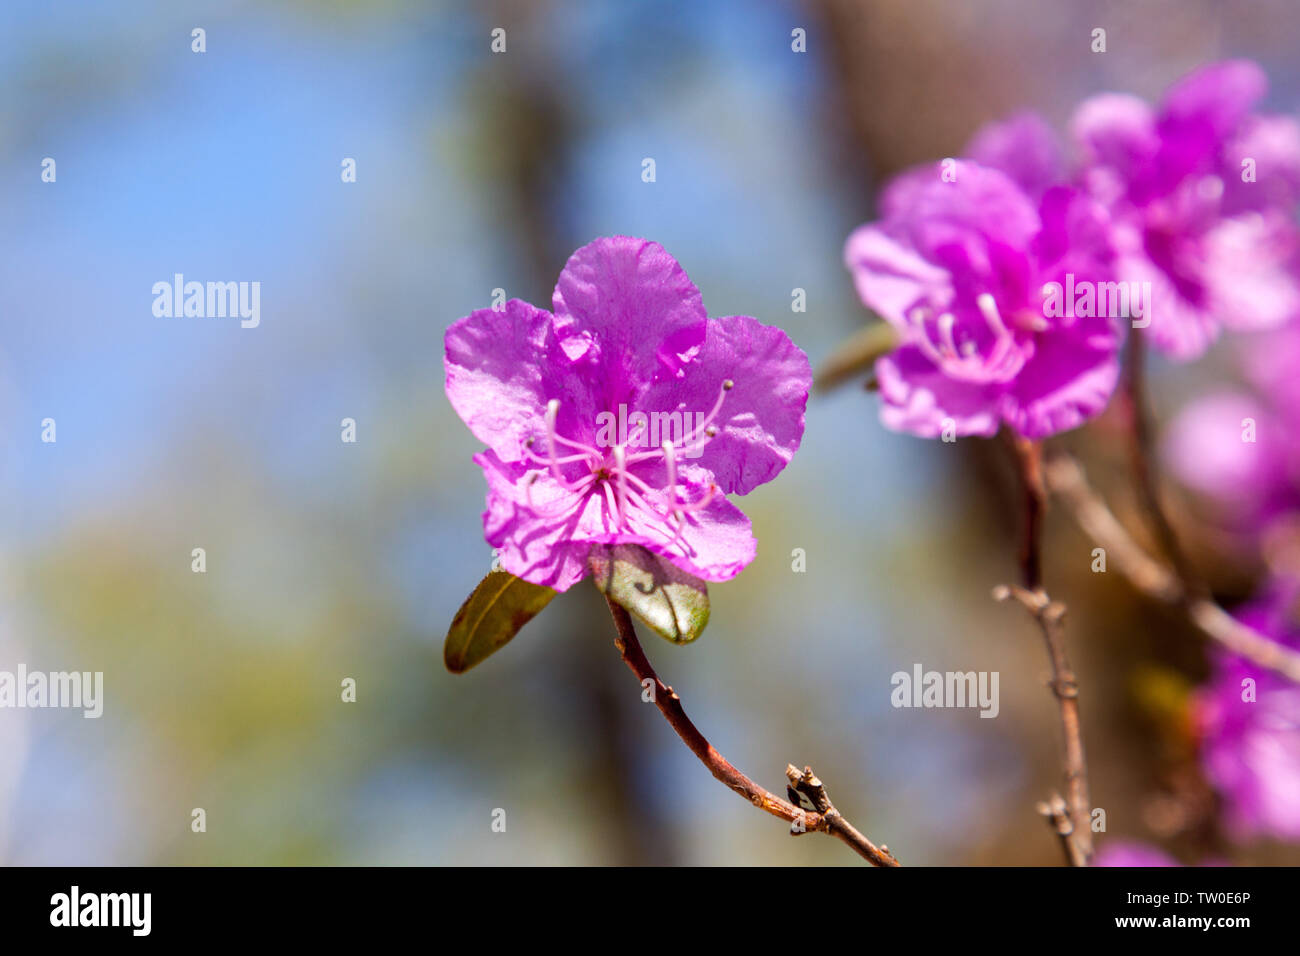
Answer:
[604, 596, 900, 866]
[1044, 451, 1300, 684]
[1121, 327, 1204, 594]
[994, 585, 1093, 866]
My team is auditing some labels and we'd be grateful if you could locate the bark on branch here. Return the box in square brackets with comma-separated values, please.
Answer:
[605, 596, 900, 866]
[1044, 451, 1300, 684]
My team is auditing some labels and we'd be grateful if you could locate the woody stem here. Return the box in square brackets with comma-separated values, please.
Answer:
[603, 595, 899, 866]
[1006, 437, 1093, 866]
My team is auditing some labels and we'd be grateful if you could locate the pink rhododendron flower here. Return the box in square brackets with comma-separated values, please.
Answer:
[1072, 60, 1300, 359]
[966, 111, 1065, 203]
[1093, 841, 1181, 867]
[844, 160, 1121, 439]
[1163, 319, 1300, 537]
[445, 236, 811, 592]
[1194, 581, 1300, 841]
[1241, 318, 1300, 424]
[1162, 390, 1298, 533]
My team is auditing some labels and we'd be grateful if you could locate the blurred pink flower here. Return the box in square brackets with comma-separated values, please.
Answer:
[844, 160, 1121, 439]
[1162, 390, 1298, 532]
[1195, 581, 1300, 841]
[966, 111, 1065, 202]
[1072, 60, 1300, 359]
[1094, 841, 1181, 867]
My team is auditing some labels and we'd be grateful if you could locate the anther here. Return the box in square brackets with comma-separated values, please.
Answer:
[976, 293, 1010, 337]
[662, 441, 677, 502]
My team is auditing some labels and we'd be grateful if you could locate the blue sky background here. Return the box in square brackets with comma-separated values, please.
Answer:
[2, 0, 1298, 865]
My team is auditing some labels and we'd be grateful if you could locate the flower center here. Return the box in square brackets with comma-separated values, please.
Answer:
[521, 380, 734, 545]
[906, 293, 1034, 384]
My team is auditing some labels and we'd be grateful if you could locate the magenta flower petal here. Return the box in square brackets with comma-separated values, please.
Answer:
[1004, 315, 1120, 439]
[445, 300, 595, 463]
[1242, 320, 1300, 422]
[888, 160, 1042, 252]
[875, 345, 1002, 438]
[1225, 115, 1300, 212]
[476, 450, 598, 591]
[638, 314, 812, 496]
[1073, 60, 1300, 361]
[1071, 93, 1161, 196]
[843, 223, 953, 330]
[1118, 250, 1218, 359]
[1159, 59, 1267, 167]
[1195, 583, 1300, 841]
[845, 162, 1121, 440]
[639, 476, 757, 582]
[966, 112, 1064, 200]
[447, 237, 809, 592]
[1203, 212, 1300, 332]
[1162, 391, 1295, 531]
[552, 236, 707, 401]
[1094, 842, 1181, 867]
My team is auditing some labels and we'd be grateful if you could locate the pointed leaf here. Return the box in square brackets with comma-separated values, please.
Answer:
[589, 544, 710, 644]
[444, 570, 557, 674]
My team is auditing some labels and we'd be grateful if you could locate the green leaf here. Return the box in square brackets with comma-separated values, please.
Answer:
[444, 570, 557, 674]
[589, 544, 710, 644]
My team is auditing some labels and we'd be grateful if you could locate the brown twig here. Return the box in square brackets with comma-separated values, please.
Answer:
[1010, 435, 1046, 590]
[1044, 451, 1300, 684]
[994, 584, 1094, 866]
[604, 595, 900, 866]
[1122, 329, 1204, 596]
[1005, 436, 1093, 866]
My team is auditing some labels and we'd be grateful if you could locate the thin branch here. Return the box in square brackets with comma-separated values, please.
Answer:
[1121, 329, 1205, 595]
[603, 595, 900, 866]
[813, 321, 899, 393]
[1044, 451, 1300, 684]
[1010, 435, 1046, 590]
[994, 584, 1094, 866]
[1035, 795, 1080, 866]
[1005, 436, 1093, 866]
